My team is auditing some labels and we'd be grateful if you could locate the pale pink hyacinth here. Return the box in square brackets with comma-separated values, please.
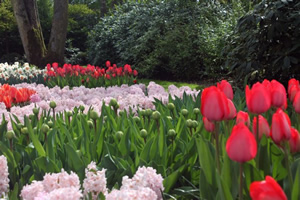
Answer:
[106, 187, 157, 200]
[43, 169, 80, 192]
[121, 166, 164, 199]
[34, 187, 82, 200]
[83, 161, 108, 199]
[20, 181, 45, 200]
[0, 155, 9, 195]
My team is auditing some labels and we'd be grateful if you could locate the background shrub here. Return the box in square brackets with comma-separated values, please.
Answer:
[223, 0, 300, 85]
[88, 1, 239, 81]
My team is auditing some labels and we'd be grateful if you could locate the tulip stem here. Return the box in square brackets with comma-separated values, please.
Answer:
[255, 114, 260, 169]
[214, 122, 221, 174]
[284, 144, 293, 190]
[239, 163, 244, 200]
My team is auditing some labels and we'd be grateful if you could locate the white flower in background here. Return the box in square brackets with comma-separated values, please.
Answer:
[0, 155, 9, 197]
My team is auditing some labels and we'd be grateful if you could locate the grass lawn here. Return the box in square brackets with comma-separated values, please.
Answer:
[139, 79, 203, 90]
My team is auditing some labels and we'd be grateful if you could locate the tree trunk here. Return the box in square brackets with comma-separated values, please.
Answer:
[10, 0, 68, 68]
[100, 0, 107, 17]
[10, 0, 47, 67]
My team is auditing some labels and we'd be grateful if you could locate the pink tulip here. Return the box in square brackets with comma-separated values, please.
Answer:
[252, 115, 270, 139]
[201, 86, 229, 121]
[226, 123, 257, 163]
[293, 90, 300, 113]
[289, 127, 300, 153]
[246, 82, 271, 114]
[250, 176, 287, 200]
[236, 111, 250, 127]
[271, 108, 291, 144]
[203, 117, 215, 132]
[217, 80, 234, 100]
[270, 80, 287, 109]
[225, 99, 236, 120]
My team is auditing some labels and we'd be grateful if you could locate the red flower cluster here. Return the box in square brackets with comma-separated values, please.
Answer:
[0, 84, 36, 109]
[288, 78, 300, 113]
[46, 61, 138, 80]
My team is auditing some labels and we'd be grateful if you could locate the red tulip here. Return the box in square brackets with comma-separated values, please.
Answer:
[133, 80, 137, 84]
[289, 127, 300, 153]
[225, 99, 236, 120]
[270, 108, 291, 144]
[293, 90, 300, 113]
[250, 176, 287, 200]
[203, 117, 215, 132]
[270, 80, 287, 109]
[217, 80, 233, 100]
[226, 123, 257, 163]
[133, 70, 138, 76]
[105, 60, 111, 68]
[246, 82, 271, 114]
[252, 115, 270, 139]
[236, 111, 250, 127]
[201, 86, 229, 121]
[105, 74, 111, 80]
[3, 96, 12, 109]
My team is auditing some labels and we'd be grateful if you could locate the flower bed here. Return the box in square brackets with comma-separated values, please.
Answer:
[0, 77, 300, 200]
[45, 61, 138, 88]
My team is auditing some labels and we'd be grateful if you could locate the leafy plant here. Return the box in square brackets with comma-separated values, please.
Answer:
[223, 0, 300, 85]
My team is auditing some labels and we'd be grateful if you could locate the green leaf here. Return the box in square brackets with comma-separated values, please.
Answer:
[292, 160, 300, 200]
[25, 117, 46, 157]
[163, 170, 180, 193]
[196, 137, 216, 185]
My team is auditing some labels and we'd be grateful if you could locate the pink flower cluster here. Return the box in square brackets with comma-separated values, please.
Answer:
[107, 166, 164, 200]
[0, 82, 199, 130]
[83, 162, 107, 199]
[0, 155, 9, 196]
[20, 169, 82, 200]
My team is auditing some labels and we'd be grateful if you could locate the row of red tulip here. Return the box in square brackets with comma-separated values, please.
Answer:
[46, 61, 138, 79]
[0, 84, 36, 109]
[200, 78, 300, 200]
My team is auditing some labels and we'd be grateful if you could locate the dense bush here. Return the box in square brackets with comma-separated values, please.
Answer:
[88, 1, 238, 81]
[66, 4, 98, 64]
[0, 0, 24, 63]
[223, 0, 300, 84]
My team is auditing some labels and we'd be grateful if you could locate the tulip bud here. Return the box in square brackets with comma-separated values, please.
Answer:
[186, 119, 193, 128]
[29, 114, 35, 120]
[79, 105, 85, 112]
[90, 110, 99, 120]
[167, 103, 175, 110]
[181, 109, 188, 117]
[152, 111, 161, 120]
[21, 127, 28, 134]
[50, 101, 56, 109]
[87, 120, 94, 129]
[33, 108, 39, 115]
[168, 129, 176, 137]
[16, 123, 23, 130]
[167, 116, 172, 121]
[6, 130, 15, 140]
[109, 98, 118, 107]
[66, 111, 73, 117]
[116, 131, 123, 140]
[133, 116, 140, 123]
[47, 120, 54, 128]
[193, 108, 200, 115]
[145, 109, 153, 116]
[41, 124, 49, 133]
[76, 150, 82, 157]
[119, 110, 124, 116]
[140, 110, 146, 116]
[140, 129, 148, 138]
[192, 120, 199, 128]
